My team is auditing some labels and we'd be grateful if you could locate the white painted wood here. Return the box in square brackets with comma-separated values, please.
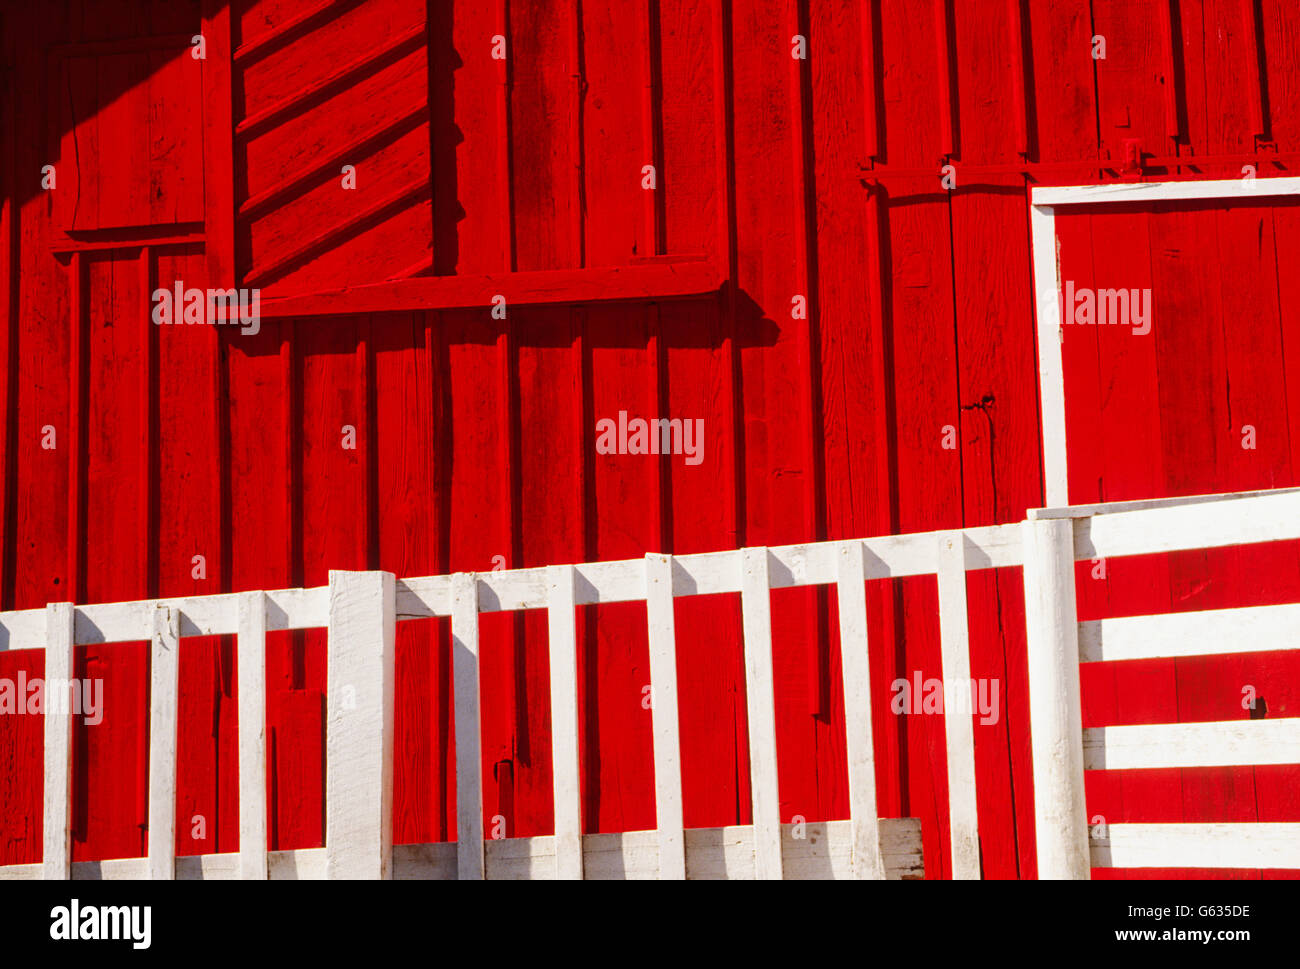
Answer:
[236, 591, 268, 880]
[42, 602, 75, 880]
[1032, 175, 1300, 207]
[451, 572, 485, 880]
[325, 571, 397, 879]
[0, 817, 923, 881]
[1091, 822, 1300, 869]
[1080, 602, 1300, 664]
[936, 533, 981, 879]
[1032, 486, 1300, 520]
[644, 553, 686, 879]
[1084, 718, 1300, 770]
[739, 547, 782, 880]
[1030, 201, 1069, 507]
[546, 564, 583, 880]
[147, 603, 181, 880]
[833, 542, 885, 879]
[0, 522, 1029, 654]
[1075, 481, 1300, 562]
[1021, 519, 1090, 879]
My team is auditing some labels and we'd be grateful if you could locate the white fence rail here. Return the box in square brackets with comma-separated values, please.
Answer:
[2, 488, 1298, 879]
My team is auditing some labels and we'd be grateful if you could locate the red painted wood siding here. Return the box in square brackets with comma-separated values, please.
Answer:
[1, 0, 1298, 878]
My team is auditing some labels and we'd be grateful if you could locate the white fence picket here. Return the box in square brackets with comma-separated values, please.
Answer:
[147, 603, 181, 880]
[325, 571, 396, 879]
[237, 591, 268, 880]
[936, 533, 981, 880]
[739, 547, 782, 880]
[1022, 518, 1089, 880]
[547, 565, 583, 880]
[41, 602, 75, 880]
[644, 553, 686, 879]
[834, 542, 885, 879]
[451, 572, 485, 880]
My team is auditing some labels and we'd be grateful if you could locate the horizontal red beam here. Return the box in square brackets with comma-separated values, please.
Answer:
[239, 259, 723, 320]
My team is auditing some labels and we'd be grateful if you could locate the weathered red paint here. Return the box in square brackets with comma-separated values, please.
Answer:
[1, 0, 1298, 878]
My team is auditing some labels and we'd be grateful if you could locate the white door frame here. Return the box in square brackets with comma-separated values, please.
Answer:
[1029, 176, 1300, 506]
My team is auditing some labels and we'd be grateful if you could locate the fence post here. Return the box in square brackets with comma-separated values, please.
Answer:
[451, 572, 485, 880]
[1022, 516, 1090, 879]
[644, 553, 686, 879]
[147, 603, 181, 880]
[42, 602, 75, 880]
[237, 591, 269, 879]
[740, 547, 783, 880]
[326, 570, 397, 879]
[546, 565, 583, 879]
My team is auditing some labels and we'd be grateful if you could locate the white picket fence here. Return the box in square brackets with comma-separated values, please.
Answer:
[1, 488, 1298, 879]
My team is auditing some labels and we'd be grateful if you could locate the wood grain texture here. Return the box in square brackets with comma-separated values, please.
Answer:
[3, 0, 1300, 880]
[0, 817, 923, 881]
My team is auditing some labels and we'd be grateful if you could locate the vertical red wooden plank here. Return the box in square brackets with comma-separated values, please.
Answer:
[581, 1, 646, 264]
[807, 0, 889, 827]
[583, 304, 658, 833]
[1, 5, 66, 864]
[376, 312, 449, 845]
[876, 0, 962, 878]
[202, 0, 236, 287]
[661, 295, 747, 829]
[1259, 0, 1299, 149]
[643, 0, 747, 833]
[225, 312, 291, 853]
[291, 316, 369, 848]
[1091, 0, 1179, 163]
[729, 0, 825, 833]
[947, 0, 1045, 878]
[155, 248, 232, 857]
[0, 7, 39, 863]
[443, 308, 512, 843]
[511, 307, 586, 838]
[658, 0, 718, 256]
[77, 253, 149, 862]
[509, 0, 578, 271]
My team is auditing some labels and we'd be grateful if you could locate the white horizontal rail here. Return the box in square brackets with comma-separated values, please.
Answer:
[1032, 176, 1300, 207]
[2, 490, 1295, 657]
[1080, 602, 1300, 664]
[0, 819, 923, 881]
[1090, 823, 1300, 870]
[0, 523, 1025, 652]
[1073, 490, 1300, 561]
[1083, 719, 1300, 771]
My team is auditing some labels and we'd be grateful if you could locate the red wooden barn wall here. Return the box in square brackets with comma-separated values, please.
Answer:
[0, 0, 1298, 878]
